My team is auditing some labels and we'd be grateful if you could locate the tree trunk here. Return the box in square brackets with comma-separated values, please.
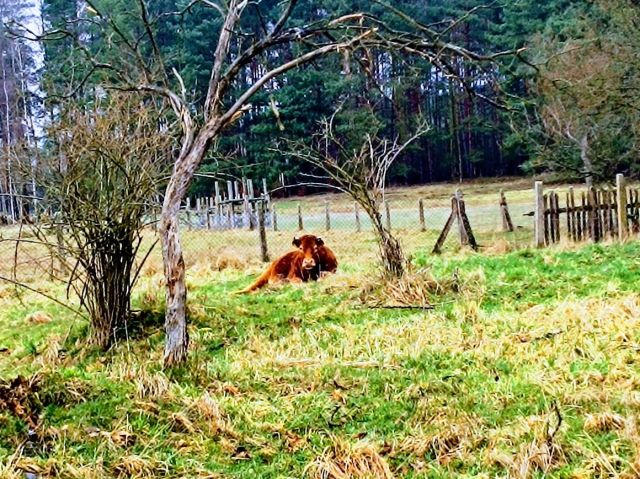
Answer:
[378, 227, 405, 278]
[89, 241, 133, 350]
[160, 132, 211, 367]
[580, 134, 594, 188]
[448, 80, 462, 183]
[366, 205, 404, 278]
[1, 39, 16, 222]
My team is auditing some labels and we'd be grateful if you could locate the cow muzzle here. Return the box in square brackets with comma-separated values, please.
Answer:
[302, 258, 316, 270]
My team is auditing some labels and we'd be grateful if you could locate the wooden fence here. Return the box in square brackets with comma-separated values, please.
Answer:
[534, 174, 638, 246]
[183, 177, 271, 231]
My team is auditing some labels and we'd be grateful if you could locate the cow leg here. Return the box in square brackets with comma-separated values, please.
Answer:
[268, 274, 285, 285]
[286, 268, 304, 283]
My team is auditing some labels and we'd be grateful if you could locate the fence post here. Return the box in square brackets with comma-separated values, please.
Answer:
[227, 203, 233, 229]
[432, 196, 458, 254]
[595, 189, 604, 239]
[551, 191, 560, 243]
[458, 192, 478, 250]
[215, 200, 222, 230]
[247, 179, 255, 199]
[297, 203, 304, 231]
[547, 192, 554, 243]
[185, 197, 192, 231]
[581, 191, 588, 240]
[617, 173, 628, 241]
[455, 189, 469, 246]
[325, 200, 331, 231]
[243, 196, 252, 231]
[258, 201, 269, 262]
[601, 189, 611, 238]
[565, 191, 571, 240]
[354, 202, 361, 232]
[272, 204, 278, 232]
[587, 187, 596, 241]
[543, 193, 550, 245]
[384, 200, 391, 231]
[568, 187, 576, 241]
[418, 199, 426, 232]
[196, 197, 202, 228]
[499, 189, 514, 232]
[608, 190, 619, 239]
[153, 195, 160, 232]
[629, 188, 640, 234]
[56, 220, 67, 274]
[534, 181, 545, 247]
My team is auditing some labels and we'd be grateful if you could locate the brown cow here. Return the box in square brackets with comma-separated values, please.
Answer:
[237, 234, 338, 293]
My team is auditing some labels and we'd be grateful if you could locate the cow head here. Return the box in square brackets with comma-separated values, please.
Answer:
[293, 235, 324, 270]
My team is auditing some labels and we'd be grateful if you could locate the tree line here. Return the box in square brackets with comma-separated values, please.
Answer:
[1, 0, 638, 214]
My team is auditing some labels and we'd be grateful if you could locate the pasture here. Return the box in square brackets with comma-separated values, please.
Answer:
[1, 180, 640, 478]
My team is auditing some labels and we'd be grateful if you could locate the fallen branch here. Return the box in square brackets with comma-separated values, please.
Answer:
[357, 304, 435, 310]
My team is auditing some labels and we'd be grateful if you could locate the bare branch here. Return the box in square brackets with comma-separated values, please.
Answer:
[204, 0, 249, 119]
[216, 28, 377, 132]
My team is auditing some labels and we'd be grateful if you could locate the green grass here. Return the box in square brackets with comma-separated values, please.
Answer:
[418, 241, 640, 311]
[1, 241, 640, 477]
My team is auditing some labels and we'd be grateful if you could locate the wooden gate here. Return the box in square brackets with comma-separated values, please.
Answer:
[534, 174, 639, 246]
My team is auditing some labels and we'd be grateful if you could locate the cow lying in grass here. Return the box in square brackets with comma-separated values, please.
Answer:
[237, 234, 338, 293]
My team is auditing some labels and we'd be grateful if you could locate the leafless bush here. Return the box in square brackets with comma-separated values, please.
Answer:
[283, 111, 429, 277]
[32, 94, 172, 349]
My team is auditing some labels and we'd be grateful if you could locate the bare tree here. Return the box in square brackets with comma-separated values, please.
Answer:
[535, 4, 640, 184]
[19, 0, 517, 365]
[282, 112, 429, 278]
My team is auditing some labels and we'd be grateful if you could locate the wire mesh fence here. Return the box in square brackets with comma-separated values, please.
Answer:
[171, 179, 538, 276]
[0, 179, 540, 295]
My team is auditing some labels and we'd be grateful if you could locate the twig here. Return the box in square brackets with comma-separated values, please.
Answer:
[358, 304, 435, 310]
[0, 274, 87, 320]
[545, 400, 563, 446]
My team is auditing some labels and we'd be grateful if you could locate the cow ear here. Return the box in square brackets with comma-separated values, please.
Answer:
[292, 236, 301, 247]
[315, 236, 324, 246]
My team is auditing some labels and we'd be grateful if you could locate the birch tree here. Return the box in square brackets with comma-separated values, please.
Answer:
[0, 0, 41, 221]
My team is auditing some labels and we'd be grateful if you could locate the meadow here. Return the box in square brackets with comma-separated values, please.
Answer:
[1, 179, 640, 478]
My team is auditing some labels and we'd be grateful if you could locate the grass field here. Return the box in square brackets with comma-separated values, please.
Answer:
[1, 233, 640, 477]
[1, 178, 640, 478]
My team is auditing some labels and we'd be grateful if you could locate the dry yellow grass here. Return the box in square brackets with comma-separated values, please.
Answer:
[584, 412, 629, 434]
[305, 437, 394, 479]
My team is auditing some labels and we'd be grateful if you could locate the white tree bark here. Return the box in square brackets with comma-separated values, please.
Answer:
[580, 134, 593, 188]
[1, 37, 16, 222]
[160, 131, 211, 366]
